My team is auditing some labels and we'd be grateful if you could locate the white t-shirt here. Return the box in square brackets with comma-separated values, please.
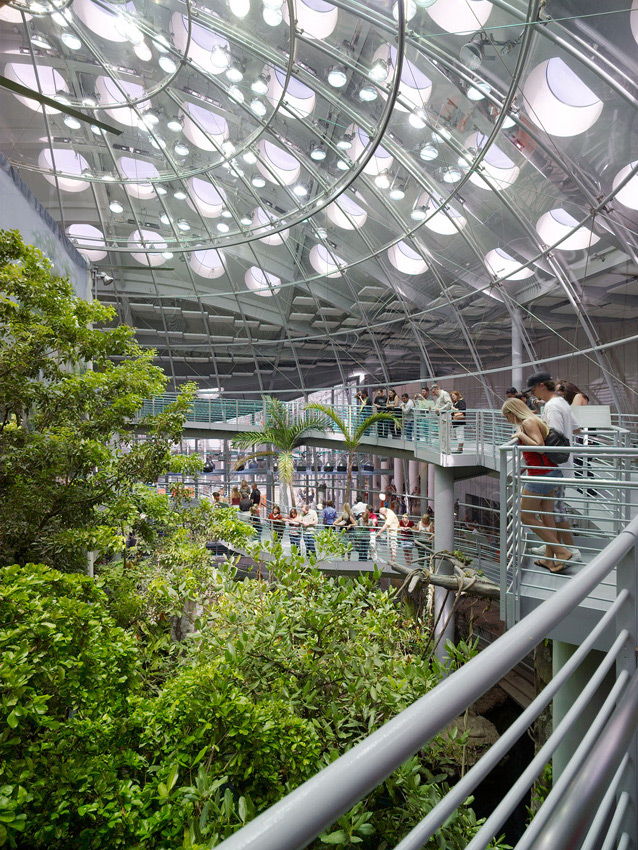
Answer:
[541, 395, 579, 469]
[352, 501, 368, 518]
[381, 509, 400, 531]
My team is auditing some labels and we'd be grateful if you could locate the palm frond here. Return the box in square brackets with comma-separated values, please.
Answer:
[306, 402, 349, 439]
[277, 451, 295, 487]
[233, 449, 277, 471]
[232, 428, 277, 450]
[353, 412, 400, 443]
[288, 414, 327, 448]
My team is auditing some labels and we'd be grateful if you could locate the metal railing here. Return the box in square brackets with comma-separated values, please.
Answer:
[499, 438, 637, 626]
[214, 512, 638, 850]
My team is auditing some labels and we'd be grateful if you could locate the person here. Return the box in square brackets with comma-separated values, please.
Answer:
[322, 499, 337, 527]
[556, 380, 589, 406]
[301, 503, 318, 555]
[400, 393, 415, 440]
[450, 390, 467, 453]
[516, 391, 539, 413]
[415, 387, 435, 442]
[249, 505, 262, 540]
[250, 481, 261, 506]
[239, 493, 252, 513]
[287, 507, 302, 549]
[356, 389, 373, 434]
[416, 513, 434, 547]
[239, 480, 251, 499]
[431, 384, 453, 452]
[431, 384, 453, 412]
[268, 504, 285, 542]
[230, 486, 241, 507]
[334, 502, 357, 559]
[502, 397, 573, 572]
[352, 494, 368, 519]
[505, 387, 519, 399]
[399, 513, 416, 565]
[387, 389, 400, 438]
[212, 491, 229, 508]
[377, 505, 400, 561]
[355, 510, 372, 560]
[374, 388, 388, 437]
[526, 372, 582, 562]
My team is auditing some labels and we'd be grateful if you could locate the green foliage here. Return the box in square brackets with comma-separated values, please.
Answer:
[0, 229, 196, 571]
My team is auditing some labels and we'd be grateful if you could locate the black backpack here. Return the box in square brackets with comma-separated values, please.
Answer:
[544, 428, 570, 465]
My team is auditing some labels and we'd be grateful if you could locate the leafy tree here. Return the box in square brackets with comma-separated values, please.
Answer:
[232, 396, 326, 508]
[0, 229, 197, 571]
[306, 402, 399, 501]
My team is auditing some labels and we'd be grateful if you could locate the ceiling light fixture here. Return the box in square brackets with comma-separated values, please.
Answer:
[467, 81, 491, 101]
[392, 0, 416, 21]
[174, 141, 189, 156]
[336, 159, 349, 171]
[174, 190, 187, 200]
[389, 186, 405, 201]
[263, 7, 282, 25]
[109, 200, 124, 213]
[315, 227, 328, 239]
[61, 32, 82, 50]
[161, 251, 174, 259]
[243, 150, 258, 164]
[415, 0, 437, 6]
[409, 109, 428, 129]
[229, 0, 250, 18]
[134, 41, 152, 62]
[228, 85, 244, 103]
[359, 85, 378, 102]
[226, 61, 245, 83]
[167, 117, 183, 132]
[310, 145, 326, 161]
[156, 186, 167, 195]
[251, 173, 266, 187]
[420, 142, 439, 161]
[90, 125, 104, 136]
[52, 11, 69, 26]
[177, 219, 191, 231]
[217, 222, 230, 232]
[410, 206, 427, 221]
[459, 33, 486, 71]
[221, 208, 233, 218]
[337, 135, 353, 150]
[251, 75, 269, 96]
[221, 140, 236, 157]
[160, 213, 170, 225]
[250, 98, 267, 117]
[159, 55, 177, 74]
[442, 166, 463, 183]
[375, 171, 391, 189]
[369, 58, 388, 83]
[63, 115, 81, 130]
[293, 184, 309, 197]
[327, 66, 347, 88]
[240, 215, 252, 226]
[31, 33, 52, 50]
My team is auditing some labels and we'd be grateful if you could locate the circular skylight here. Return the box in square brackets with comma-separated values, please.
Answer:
[39, 149, 90, 192]
[171, 14, 230, 75]
[426, 0, 493, 35]
[189, 248, 226, 278]
[4, 63, 68, 113]
[73, 0, 131, 43]
[388, 241, 428, 275]
[67, 223, 107, 261]
[613, 162, 638, 210]
[181, 102, 229, 151]
[347, 126, 394, 176]
[252, 207, 290, 244]
[188, 178, 226, 218]
[95, 76, 149, 126]
[419, 193, 467, 235]
[245, 266, 282, 296]
[536, 208, 599, 251]
[269, 67, 316, 118]
[465, 132, 520, 191]
[309, 243, 344, 277]
[128, 229, 167, 266]
[282, 0, 338, 40]
[118, 157, 160, 199]
[326, 192, 368, 229]
[484, 248, 534, 281]
[522, 58, 603, 138]
[257, 140, 301, 185]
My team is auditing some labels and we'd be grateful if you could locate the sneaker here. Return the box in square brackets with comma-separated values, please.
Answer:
[570, 548, 583, 562]
[530, 545, 546, 556]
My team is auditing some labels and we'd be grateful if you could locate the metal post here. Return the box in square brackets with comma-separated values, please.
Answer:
[512, 306, 524, 391]
[394, 458, 404, 513]
[552, 642, 616, 782]
[434, 465, 455, 661]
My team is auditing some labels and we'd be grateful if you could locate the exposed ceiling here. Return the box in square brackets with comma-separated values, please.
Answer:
[2, 0, 638, 398]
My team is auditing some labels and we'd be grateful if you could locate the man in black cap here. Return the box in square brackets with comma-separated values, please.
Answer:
[505, 387, 519, 398]
[525, 371, 581, 562]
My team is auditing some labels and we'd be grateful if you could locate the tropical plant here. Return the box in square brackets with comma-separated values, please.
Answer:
[232, 395, 326, 508]
[0, 229, 198, 572]
[306, 402, 399, 501]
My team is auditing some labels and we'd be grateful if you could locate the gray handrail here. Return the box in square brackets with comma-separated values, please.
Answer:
[215, 514, 638, 850]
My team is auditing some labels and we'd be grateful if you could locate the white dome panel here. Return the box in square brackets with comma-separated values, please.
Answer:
[347, 125, 394, 176]
[613, 162, 638, 211]
[245, 266, 281, 296]
[188, 178, 226, 218]
[426, 0, 493, 35]
[309, 244, 344, 278]
[128, 229, 167, 266]
[190, 249, 226, 278]
[257, 140, 300, 185]
[74, 0, 130, 42]
[67, 224, 107, 261]
[536, 208, 599, 251]
[181, 102, 229, 151]
[523, 58, 603, 137]
[484, 248, 534, 281]
[39, 149, 89, 192]
[171, 13, 230, 75]
[465, 131, 520, 191]
[326, 192, 368, 230]
[282, 0, 338, 40]
[419, 192, 467, 235]
[96, 76, 149, 127]
[268, 66, 316, 118]
[119, 157, 159, 199]
[388, 241, 427, 275]
[4, 63, 68, 113]
[252, 207, 289, 245]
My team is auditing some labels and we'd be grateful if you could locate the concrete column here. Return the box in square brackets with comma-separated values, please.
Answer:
[512, 306, 524, 391]
[433, 466, 455, 661]
[428, 463, 435, 511]
[380, 457, 390, 499]
[266, 455, 274, 506]
[552, 641, 615, 782]
[223, 440, 231, 496]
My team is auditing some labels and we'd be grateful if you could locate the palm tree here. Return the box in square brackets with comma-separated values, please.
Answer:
[306, 402, 399, 502]
[232, 396, 326, 509]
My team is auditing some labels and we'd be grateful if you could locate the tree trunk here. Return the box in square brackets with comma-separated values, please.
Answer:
[346, 450, 353, 506]
[288, 480, 296, 511]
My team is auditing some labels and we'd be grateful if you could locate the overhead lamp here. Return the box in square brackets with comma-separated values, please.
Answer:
[359, 85, 378, 102]
[156, 185, 167, 195]
[116, 17, 144, 45]
[251, 75, 269, 96]
[389, 186, 405, 201]
[174, 141, 189, 156]
[143, 111, 160, 128]
[52, 11, 69, 26]
[336, 159, 349, 171]
[392, 0, 417, 21]
[327, 66, 348, 88]
[167, 116, 183, 132]
[410, 206, 427, 221]
[160, 213, 170, 225]
[263, 7, 282, 25]
[442, 166, 463, 183]
[63, 115, 81, 130]
[228, 85, 244, 103]
[161, 251, 174, 259]
[243, 149, 258, 164]
[467, 81, 491, 101]
[217, 222, 230, 233]
[149, 137, 167, 150]
[154, 36, 170, 53]
[240, 215, 252, 226]
[431, 128, 451, 142]
[501, 113, 516, 129]
[310, 145, 326, 161]
[134, 41, 152, 62]
[263, 0, 283, 9]
[221, 208, 233, 218]
[210, 44, 230, 71]
[90, 124, 104, 136]
[61, 32, 82, 50]
[109, 200, 124, 213]
[459, 34, 486, 71]
[159, 55, 177, 74]
[420, 142, 438, 161]
[251, 173, 266, 187]
[337, 135, 353, 150]
[221, 140, 236, 157]
[293, 184, 309, 197]
[226, 61, 245, 84]
[369, 58, 388, 83]
[250, 98, 267, 117]
[229, 0, 250, 18]
[409, 109, 427, 129]
[315, 227, 328, 239]
[375, 171, 391, 189]
[31, 33, 52, 50]
[174, 190, 187, 200]
[177, 219, 191, 231]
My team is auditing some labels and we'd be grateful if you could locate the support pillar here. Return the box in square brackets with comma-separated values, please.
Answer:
[433, 466, 455, 661]
[552, 641, 615, 782]
[428, 463, 435, 511]
[512, 307, 524, 391]
[409, 460, 419, 514]
[393, 458, 404, 513]
[380, 457, 390, 502]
